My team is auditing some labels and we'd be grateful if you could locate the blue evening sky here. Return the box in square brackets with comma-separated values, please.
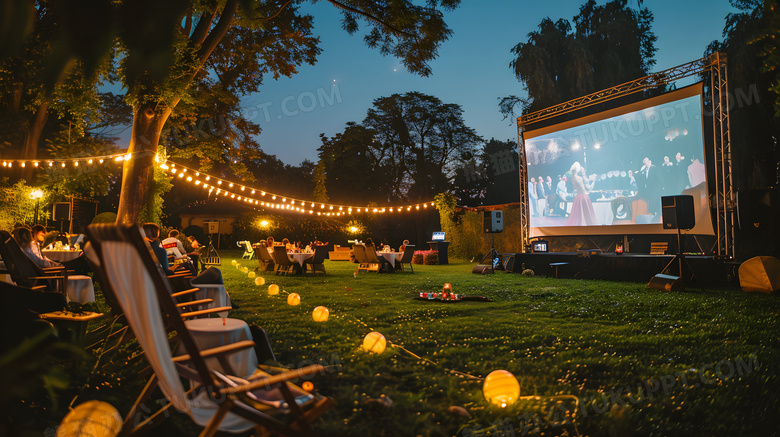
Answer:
[230, 1, 737, 165]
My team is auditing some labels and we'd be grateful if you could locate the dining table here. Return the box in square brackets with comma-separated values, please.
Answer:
[376, 251, 403, 268]
[42, 249, 83, 263]
[66, 275, 96, 304]
[287, 252, 314, 268]
[193, 283, 232, 311]
[181, 317, 258, 379]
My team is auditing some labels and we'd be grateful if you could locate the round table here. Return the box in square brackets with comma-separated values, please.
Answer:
[287, 252, 314, 267]
[193, 283, 232, 310]
[377, 252, 402, 268]
[182, 318, 258, 379]
[42, 250, 83, 263]
[66, 275, 95, 304]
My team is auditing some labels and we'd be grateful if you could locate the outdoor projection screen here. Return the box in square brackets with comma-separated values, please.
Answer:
[523, 84, 714, 237]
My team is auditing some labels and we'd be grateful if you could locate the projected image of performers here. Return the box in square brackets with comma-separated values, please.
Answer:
[524, 90, 707, 230]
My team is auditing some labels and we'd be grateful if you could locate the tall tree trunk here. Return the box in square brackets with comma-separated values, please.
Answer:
[116, 102, 172, 224]
[17, 101, 49, 182]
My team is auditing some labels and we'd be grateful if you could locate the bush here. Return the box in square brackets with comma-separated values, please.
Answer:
[521, 269, 535, 276]
[91, 212, 117, 224]
[413, 250, 438, 265]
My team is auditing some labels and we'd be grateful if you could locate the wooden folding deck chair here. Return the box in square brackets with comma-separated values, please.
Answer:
[396, 245, 415, 273]
[0, 230, 68, 295]
[86, 224, 334, 436]
[352, 244, 378, 274]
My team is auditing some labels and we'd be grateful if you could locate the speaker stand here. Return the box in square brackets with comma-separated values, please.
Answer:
[479, 232, 500, 269]
[661, 228, 705, 291]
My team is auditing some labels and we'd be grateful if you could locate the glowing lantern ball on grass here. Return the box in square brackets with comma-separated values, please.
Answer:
[268, 284, 279, 295]
[56, 400, 122, 437]
[231, 260, 237, 266]
[287, 293, 301, 306]
[363, 331, 387, 354]
[248, 271, 256, 279]
[241, 267, 249, 274]
[312, 306, 329, 322]
[483, 370, 520, 408]
[255, 276, 266, 286]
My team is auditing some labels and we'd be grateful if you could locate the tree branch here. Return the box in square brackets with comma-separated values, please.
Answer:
[326, 0, 414, 38]
[190, 5, 218, 45]
[197, 0, 238, 65]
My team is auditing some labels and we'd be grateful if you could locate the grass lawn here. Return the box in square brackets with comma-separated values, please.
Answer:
[18, 251, 780, 436]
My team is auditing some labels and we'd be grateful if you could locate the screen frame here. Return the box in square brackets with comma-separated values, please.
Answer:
[432, 231, 446, 241]
[522, 83, 714, 237]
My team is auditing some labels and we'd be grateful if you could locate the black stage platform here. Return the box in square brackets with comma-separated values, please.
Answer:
[501, 252, 737, 287]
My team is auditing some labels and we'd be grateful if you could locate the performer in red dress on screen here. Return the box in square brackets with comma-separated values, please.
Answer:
[566, 161, 597, 226]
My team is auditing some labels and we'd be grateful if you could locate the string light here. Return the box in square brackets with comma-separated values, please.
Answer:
[0, 152, 141, 170]
[158, 160, 437, 215]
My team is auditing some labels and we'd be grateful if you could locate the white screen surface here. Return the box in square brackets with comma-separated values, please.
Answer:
[523, 84, 714, 237]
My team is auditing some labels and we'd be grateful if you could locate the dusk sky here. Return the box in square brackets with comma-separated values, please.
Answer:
[233, 1, 737, 166]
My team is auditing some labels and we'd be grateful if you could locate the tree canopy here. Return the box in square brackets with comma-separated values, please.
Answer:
[502, 0, 657, 118]
[1, 0, 461, 224]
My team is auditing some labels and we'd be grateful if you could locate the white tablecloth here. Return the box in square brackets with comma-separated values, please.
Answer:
[66, 275, 95, 304]
[287, 252, 313, 267]
[377, 252, 403, 268]
[42, 250, 83, 262]
[183, 318, 258, 379]
[194, 283, 231, 311]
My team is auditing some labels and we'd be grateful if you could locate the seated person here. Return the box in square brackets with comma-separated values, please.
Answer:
[282, 238, 293, 251]
[15, 226, 91, 274]
[142, 223, 176, 276]
[185, 234, 201, 268]
[161, 229, 188, 261]
[14, 226, 59, 269]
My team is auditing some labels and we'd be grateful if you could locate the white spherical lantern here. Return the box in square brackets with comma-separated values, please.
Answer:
[483, 370, 520, 408]
[254, 276, 265, 286]
[363, 331, 387, 354]
[312, 306, 329, 322]
[287, 293, 301, 306]
[56, 400, 122, 437]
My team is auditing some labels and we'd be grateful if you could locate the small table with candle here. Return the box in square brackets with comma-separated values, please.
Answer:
[181, 318, 258, 379]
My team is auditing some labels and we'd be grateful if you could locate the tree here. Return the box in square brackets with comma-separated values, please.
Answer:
[363, 92, 481, 201]
[316, 122, 392, 205]
[502, 0, 657, 117]
[118, 0, 459, 224]
[705, 0, 780, 189]
[0, 2, 111, 182]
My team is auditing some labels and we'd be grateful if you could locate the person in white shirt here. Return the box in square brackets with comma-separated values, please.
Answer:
[161, 229, 187, 259]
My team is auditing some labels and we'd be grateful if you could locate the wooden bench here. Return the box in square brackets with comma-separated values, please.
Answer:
[650, 242, 668, 255]
[328, 245, 353, 261]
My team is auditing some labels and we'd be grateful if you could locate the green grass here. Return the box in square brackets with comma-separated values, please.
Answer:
[21, 251, 780, 436]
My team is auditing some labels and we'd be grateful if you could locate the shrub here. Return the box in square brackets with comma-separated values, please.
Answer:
[91, 212, 117, 224]
[423, 252, 439, 265]
[413, 250, 438, 264]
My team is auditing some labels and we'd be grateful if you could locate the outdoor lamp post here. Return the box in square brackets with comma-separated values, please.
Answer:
[31, 188, 43, 224]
